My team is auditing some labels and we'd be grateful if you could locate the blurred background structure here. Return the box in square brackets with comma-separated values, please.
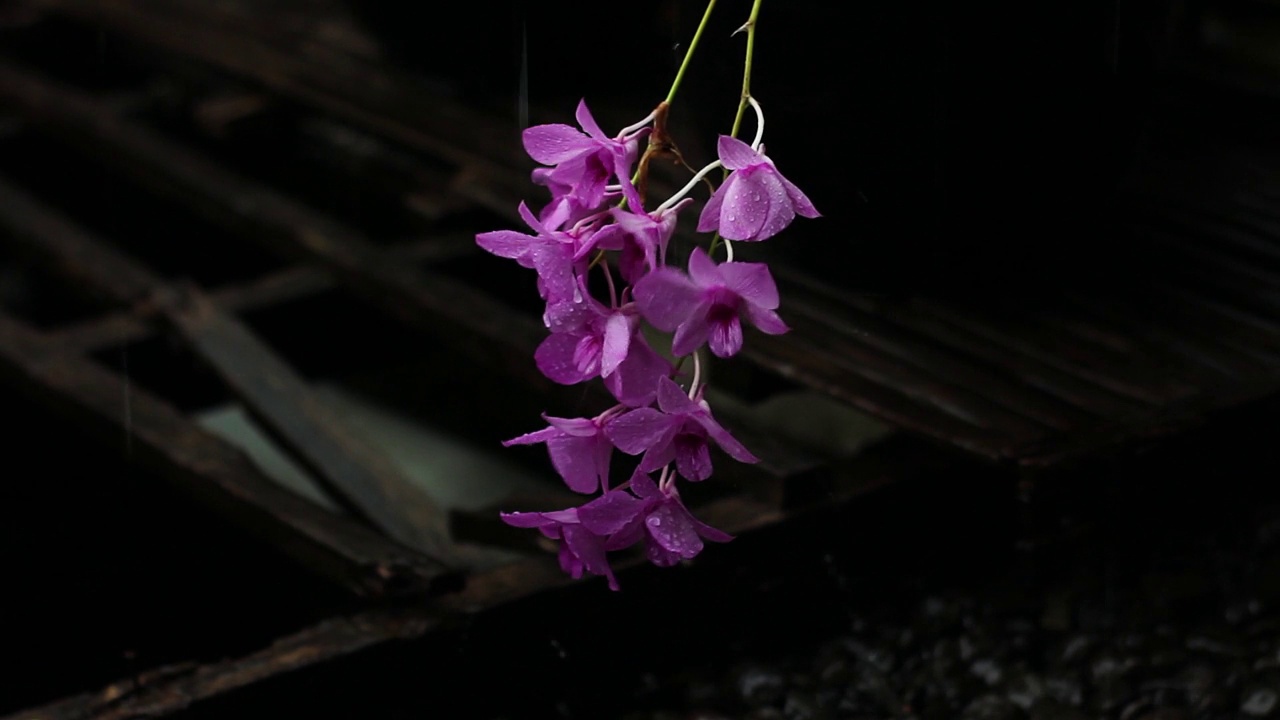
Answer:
[1, 0, 1280, 717]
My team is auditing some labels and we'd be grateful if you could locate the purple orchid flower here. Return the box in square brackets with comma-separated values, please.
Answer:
[503, 410, 622, 494]
[602, 198, 693, 284]
[500, 508, 618, 590]
[605, 376, 758, 481]
[536, 293, 671, 407]
[475, 201, 584, 305]
[531, 168, 606, 230]
[633, 246, 788, 358]
[696, 135, 819, 242]
[593, 473, 732, 567]
[522, 99, 644, 212]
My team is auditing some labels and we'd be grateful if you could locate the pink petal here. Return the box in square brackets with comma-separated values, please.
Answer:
[530, 243, 577, 304]
[781, 175, 820, 218]
[633, 268, 700, 331]
[605, 408, 674, 454]
[670, 308, 711, 357]
[696, 181, 730, 233]
[752, 169, 796, 242]
[600, 312, 633, 378]
[604, 338, 670, 407]
[522, 123, 590, 165]
[578, 490, 645, 535]
[685, 246, 722, 288]
[708, 315, 744, 358]
[645, 541, 685, 567]
[675, 434, 713, 481]
[518, 201, 548, 235]
[746, 304, 789, 335]
[535, 333, 593, 385]
[500, 511, 552, 529]
[716, 134, 763, 171]
[629, 471, 661, 499]
[543, 298, 592, 334]
[645, 502, 704, 559]
[561, 524, 617, 590]
[606, 515, 647, 551]
[655, 376, 701, 416]
[501, 426, 558, 447]
[547, 434, 603, 493]
[475, 230, 532, 262]
[574, 99, 606, 140]
[638, 441, 677, 473]
[543, 415, 598, 437]
[718, 169, 768, 241]
[719, 261, 780, 309]
[694, 413, 759, 464]
[687, 512, 733, 543]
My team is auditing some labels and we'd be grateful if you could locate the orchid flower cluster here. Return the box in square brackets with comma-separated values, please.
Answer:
[477, 6, 817, 590]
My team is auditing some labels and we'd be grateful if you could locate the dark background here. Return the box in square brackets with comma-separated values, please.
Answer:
[352, 0, 1199, 292]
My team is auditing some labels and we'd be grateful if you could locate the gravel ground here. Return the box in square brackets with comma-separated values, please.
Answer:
[619, 499, 1280, 720]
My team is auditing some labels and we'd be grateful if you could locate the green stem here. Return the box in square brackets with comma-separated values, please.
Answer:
[728, 0, 764, 139]
[712, 0, 764, 259]
[666, 0, 718, 105]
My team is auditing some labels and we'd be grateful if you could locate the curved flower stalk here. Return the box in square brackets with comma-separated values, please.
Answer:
[476, 0, 819, 589]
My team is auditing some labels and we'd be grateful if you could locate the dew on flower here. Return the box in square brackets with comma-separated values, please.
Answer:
[480, 0, 813, 590]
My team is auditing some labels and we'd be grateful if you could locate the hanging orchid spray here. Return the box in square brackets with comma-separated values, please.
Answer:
[477, 0, 818, 589]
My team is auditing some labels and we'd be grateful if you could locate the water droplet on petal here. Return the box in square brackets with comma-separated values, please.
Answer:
[648, 516, 661, 527]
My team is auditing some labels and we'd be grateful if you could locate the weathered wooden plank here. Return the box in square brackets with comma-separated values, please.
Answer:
[0, 60, 548, 386]
[0, 310, 449, 596]
[0, 608, 439, 720]
[0, 173, 162, 304]
[157, 285, 453, 559]
[31, 0, 529, 216]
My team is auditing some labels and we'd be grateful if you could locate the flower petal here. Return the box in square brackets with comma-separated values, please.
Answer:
[475, 230, 533, 263]
[500, 511, 555, 529]
[574, 99, 606, 140]
[629, 471, 661, 499]
[717, 134, 762, 171]
[530, 243, 577, 304]
[696, 180, 730, 233]
[670, 307, 711, 357]
[707, 315, 744, 358]
[694, 412, 759, 464]
[605, 407, 674, 455]
[645, 501, 704, 559]
[745, 304, 789, 335]
[579, 490, 645, 535]
[603, 338, 670, 407]
[535, 333, 593, 385]
[719, 261, 780, 309]
[633, 268, 700, 331]
[674, 432, 713, 481]
[522, 123, 590, 165]
[655, 376, 701, 416]
[645, 541, 685, 567]
[686, 509, 734, 544]
[561, 524, 617, 590]
[752, 168, 796, 242]
[543, 415, 598, 437]
[781, 175, 820, 218]
[501, 426, 559, 447]
[600, 312, 633, 378]
[718, 169, 768, 241]
[547, 434, 603, 493]
[685, 246, 721, 288]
